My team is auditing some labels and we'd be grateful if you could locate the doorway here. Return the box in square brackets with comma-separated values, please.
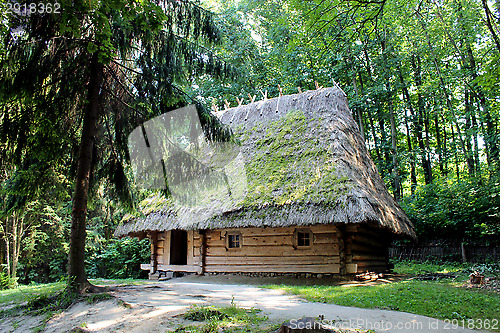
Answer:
[170, 229, 188, 265]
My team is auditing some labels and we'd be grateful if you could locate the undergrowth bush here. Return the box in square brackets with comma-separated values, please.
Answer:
[86, 237, 150, 279]
[401, 178, 500, 244]
[0, 270, 17, 290]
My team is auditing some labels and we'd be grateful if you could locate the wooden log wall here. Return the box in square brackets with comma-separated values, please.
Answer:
[194, 224, 341, 274]
[344, 223, 391, 273]
[148, 223, 392, 275]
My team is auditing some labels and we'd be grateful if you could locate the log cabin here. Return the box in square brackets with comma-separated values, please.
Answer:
[115, 86, 416, 278]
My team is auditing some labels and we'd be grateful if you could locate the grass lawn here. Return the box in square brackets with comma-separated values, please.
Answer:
[0, 278, 149, 308]
[266, 261, 500, 328]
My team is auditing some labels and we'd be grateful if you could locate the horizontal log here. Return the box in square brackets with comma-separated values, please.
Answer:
[206, 230, 222, 239]
[205, 255, 339, 265]
[243, 235, 292, 246]
[350, 243, 387, 254]
[345, 223, 387, 237]
[352, 254, 388, 261]
[351, 235, 387, 249]
[354, 260, 388, 267]
[207, 244, 339, 257]
[359, 223, 391, 234]
[314, 233, 338, 244]
[345, 224, 359, 233]
[156, 247, 164, 255]
[356, 227, 391, 241]
[157, 240, 164, 248]
[189, 257, 201, 266]
[157, 264, 201, 273]
[355, 266, 388, 273]
[205, 264, 340, 274]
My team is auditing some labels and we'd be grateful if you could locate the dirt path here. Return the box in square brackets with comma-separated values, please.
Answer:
[1, 276, 484, 332]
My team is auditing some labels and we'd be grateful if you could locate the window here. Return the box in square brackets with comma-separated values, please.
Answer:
[227, 232, 241, 249]
[297, 231, 311, 247]
[294, 228, 313, 248]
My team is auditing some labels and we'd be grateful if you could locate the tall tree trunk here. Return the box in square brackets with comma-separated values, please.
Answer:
[345, 53, 365, 141]
[380, 38, 401, 200]
[3, 225, 10, 277]
[352, 75, 365, 141]
[433, 100, 445, 176]
[68, 54, 103, 293]
[411, 54, 433, 184]
[367, 105, 383, 165]
[377, 102, 391, 177]
[14, 215, 24, 280]
[450, 123, 461, 179]
[388, 94, 401, 200]
[470, 109, 481, 176]
[442, 113, 448, 173]
[465, 89, 476, 177]
[359, 75, 383, 164]
[482, 0, 500, 53]
[11, 214, 18, 279]
[423, 99, 433, 177]
[397, 64, 417, 192]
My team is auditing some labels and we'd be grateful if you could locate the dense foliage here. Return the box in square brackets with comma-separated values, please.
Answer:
[1, 0, 500, 289]
[86, 238, 150, 280]
[401, 178, 500, 244]
[12, 195, 150, 284]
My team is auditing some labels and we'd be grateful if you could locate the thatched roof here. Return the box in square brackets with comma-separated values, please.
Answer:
[116, 87, 415, 238]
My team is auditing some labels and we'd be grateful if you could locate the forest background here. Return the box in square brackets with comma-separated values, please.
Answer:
[1, 0, 499, 287]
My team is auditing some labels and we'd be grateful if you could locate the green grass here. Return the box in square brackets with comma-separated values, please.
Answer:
[176, 304, 276, 333]
[88, 278, 150, 287]
[393, 260, 470, 276]
[394, 260, 500, 277]
[266, 261, 500, 330]
[0, 278, 149, 308]
[0, 282, 65, 307]
[269, 280, 499, 321]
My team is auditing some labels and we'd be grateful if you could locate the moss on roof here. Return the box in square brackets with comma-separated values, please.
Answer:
[240, 110, 349, 207]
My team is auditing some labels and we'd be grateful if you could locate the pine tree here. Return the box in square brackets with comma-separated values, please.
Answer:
[0, 0, 233, 293]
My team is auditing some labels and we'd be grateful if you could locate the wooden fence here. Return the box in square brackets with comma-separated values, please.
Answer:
[389, 245, 500, 263]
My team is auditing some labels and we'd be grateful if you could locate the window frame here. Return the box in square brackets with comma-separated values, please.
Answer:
[225, 231, 242, 250]
[294, 228, 313, 248]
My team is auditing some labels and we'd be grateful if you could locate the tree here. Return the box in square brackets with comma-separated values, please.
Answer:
[1, 0, 232, 293]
